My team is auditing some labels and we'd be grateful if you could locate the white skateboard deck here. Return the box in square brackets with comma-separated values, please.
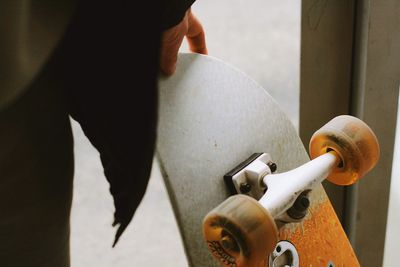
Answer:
[157, 53, 309, 266]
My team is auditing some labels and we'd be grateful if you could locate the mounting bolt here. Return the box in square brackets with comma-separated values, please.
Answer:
[294, 195, 310, 211]
[287, 193, 310, 219]
[267, 161, 277, 173]
[239, 183, 252, 194]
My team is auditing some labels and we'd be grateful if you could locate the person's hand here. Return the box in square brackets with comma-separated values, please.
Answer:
[160, 9, 208, 75]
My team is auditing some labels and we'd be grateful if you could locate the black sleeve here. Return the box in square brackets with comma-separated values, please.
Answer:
[161, 0, 196, 30]
[57, 0, 162, 246]
[57, 0, 196, 248]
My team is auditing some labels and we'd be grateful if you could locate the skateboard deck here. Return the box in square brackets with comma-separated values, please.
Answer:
[157, 53, 359, 266]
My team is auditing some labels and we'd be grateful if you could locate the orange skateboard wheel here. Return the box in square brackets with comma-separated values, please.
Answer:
[203, 195, 278, 267]
[309, 115, 380, 185]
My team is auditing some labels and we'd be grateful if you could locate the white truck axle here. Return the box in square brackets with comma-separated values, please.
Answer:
[227, 152, 340, 223]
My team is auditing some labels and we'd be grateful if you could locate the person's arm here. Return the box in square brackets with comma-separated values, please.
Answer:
[160, 3, 207, 75]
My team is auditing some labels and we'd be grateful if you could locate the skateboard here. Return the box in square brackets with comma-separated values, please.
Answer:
[156, 53, 379, 267]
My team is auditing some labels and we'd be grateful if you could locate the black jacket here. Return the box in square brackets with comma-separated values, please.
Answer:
[52, 0, 195, 245]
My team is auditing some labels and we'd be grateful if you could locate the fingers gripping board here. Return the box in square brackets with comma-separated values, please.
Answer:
[157, 53, 358, 267]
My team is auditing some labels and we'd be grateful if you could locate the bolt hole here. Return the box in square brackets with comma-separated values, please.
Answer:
[276, 245, 281, 253]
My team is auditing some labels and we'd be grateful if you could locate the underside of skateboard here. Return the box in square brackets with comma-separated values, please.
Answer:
[203, 115, 380, 267]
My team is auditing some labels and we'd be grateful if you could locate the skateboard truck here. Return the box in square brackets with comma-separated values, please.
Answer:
[203, 115, 380, 267]
[224, 150, 341, 223]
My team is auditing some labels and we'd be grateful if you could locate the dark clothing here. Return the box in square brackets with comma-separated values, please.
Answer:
[0, 0, 195, 265]
[162, 0, 196, 30]
[56, 0, 161, 245]
[0, 0, 77, 109]
[0, 56, 74, 267]
[52, 0, 195, 246]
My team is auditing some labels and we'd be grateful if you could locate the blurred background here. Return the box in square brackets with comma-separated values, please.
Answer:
[70, 0, 399, 266]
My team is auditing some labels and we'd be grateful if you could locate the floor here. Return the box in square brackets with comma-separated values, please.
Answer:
[70, 1, 300, 266]
[70, 132, 187, 267]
